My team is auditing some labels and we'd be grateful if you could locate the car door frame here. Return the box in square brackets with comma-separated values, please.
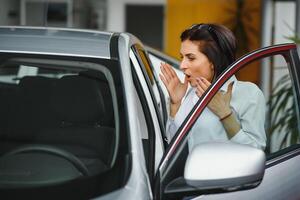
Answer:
[129, 43, 168, 183]
[153, 43, 300, 200]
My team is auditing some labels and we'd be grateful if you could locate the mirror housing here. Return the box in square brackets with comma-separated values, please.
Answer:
[165, 142, 265, 197]
[184, 142, 265, 191]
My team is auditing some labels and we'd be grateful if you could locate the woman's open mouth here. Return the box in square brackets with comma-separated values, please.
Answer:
[185, 73, 191, 79]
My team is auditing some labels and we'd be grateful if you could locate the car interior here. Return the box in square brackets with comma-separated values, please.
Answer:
[0, 56, 130, 199]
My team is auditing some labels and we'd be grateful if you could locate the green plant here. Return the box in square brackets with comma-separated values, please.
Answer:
[268, 74, 298, 149]
[286, 36, 300, 44]
[268, 35, 300, 149]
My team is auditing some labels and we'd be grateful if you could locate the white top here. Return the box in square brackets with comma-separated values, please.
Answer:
[166, 76, 266, 150]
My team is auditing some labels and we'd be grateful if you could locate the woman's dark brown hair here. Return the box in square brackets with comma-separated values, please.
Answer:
[180, 23, 237, 79]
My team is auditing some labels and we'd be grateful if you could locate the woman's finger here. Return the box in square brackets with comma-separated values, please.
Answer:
[159, 74, 168, 86]
[199, 77, 211, 87]
[163, 63, 177, 79]
[165, 63, 177, 78]
[196, 82, 205, 96]
[225, 82, 234, 99]
[196, 78, 209, 91]
[160, 64, 172, 81]
[161, 63, 174, 80]
[195, 90, 201, 97]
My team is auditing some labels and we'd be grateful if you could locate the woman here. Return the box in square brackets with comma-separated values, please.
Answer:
[160, 23, 266, 150]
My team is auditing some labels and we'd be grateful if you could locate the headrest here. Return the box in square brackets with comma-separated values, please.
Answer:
[19, 76, 55, 91]
[51, 75, 108, 125]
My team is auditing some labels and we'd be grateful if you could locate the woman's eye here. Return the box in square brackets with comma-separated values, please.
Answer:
[188, 57, 195, 61]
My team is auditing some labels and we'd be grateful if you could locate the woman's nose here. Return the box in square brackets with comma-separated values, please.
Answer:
[180, 60, 188, 70]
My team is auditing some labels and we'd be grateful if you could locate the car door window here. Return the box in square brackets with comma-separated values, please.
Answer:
[156, 44, 300, 200]
[184, 54, 300, 156]
[266, 55, 299, 154]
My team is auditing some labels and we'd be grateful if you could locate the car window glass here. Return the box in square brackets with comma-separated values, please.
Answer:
[266, 55, 299, 155]
[185, 55, 299, 155]
[186, 68, 266, 153]
[0, 55, 129, 198]
[0, 64, 76, 84]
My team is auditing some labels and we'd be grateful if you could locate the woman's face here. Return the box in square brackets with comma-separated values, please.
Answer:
[179, 39, 214, 87]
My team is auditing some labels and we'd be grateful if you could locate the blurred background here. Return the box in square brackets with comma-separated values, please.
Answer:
[0, 0, 299, 94]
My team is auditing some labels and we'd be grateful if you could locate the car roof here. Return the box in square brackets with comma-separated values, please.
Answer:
[0, 26, 114, 59]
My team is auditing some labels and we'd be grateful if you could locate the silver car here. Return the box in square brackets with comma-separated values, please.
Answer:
[0, 26, 299, 200]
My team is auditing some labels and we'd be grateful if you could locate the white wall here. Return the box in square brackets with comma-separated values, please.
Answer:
[107, 0, 165, 32]
[89, 0, 106, 30]
[20, 0, 74, 27]
[274, 2, 296, 44]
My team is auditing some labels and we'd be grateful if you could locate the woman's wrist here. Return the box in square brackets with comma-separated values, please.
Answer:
[219, 110, 232, 121]
[218, 108, 232, 120]
[219, 111, 241, 138]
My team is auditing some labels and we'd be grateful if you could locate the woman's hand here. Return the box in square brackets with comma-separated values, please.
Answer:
[195, 77, 233, 119]
[159, 62, 188, 105]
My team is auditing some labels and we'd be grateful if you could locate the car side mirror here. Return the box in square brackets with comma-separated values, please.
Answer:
[164, 142, 265, 198]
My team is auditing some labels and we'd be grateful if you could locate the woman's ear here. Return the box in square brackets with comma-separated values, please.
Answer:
[210, 62, 214, 71]
[210, 63, 216, 81]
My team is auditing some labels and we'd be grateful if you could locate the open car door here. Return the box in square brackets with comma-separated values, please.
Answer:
[154, 43, 300, 200]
